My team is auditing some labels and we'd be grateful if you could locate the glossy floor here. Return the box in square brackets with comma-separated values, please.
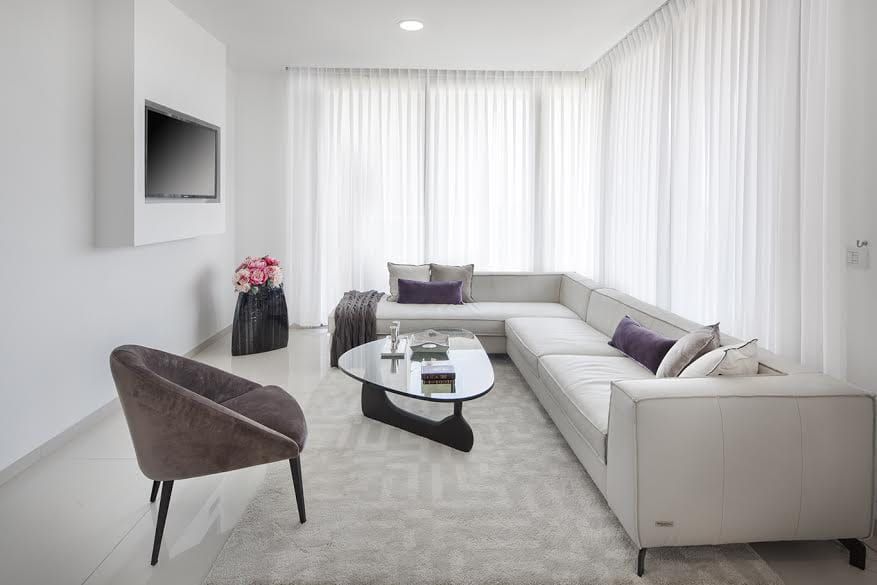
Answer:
[0, 328, 874, 585]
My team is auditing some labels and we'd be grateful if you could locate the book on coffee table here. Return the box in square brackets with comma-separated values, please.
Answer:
[421, 362, 456, 381]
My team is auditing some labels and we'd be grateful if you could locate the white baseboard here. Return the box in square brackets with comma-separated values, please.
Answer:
[0, 398, 121, 488]
[0, 324, 233, 488]
[184, 324, 232, 357]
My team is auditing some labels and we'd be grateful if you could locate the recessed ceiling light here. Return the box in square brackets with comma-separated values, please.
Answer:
[398, 19, 424, 32]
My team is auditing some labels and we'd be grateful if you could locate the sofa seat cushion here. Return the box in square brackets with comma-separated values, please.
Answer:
[538, 355, 653, 462]
[376, 299, 579, 336]
[221, 385, 308, 449]
[505, 317, 625, 372]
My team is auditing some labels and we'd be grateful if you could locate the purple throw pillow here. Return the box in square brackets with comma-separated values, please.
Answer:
[397, 278, 464, 305]
[608, 316, 676, 374]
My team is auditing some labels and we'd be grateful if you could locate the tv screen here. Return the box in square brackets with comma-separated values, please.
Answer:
[145, 103, 219, 200]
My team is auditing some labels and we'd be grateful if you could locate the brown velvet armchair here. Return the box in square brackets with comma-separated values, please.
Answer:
[110, 345, 307, 566]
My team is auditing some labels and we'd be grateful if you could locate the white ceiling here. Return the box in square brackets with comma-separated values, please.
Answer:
[169, 0, 666, 72]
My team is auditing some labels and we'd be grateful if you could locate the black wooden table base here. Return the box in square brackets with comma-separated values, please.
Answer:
[360, 382, 474, 452]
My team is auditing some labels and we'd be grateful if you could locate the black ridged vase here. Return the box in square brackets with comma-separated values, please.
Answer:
[232, 286, 289, 356]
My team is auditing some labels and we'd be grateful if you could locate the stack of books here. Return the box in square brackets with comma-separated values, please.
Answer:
[421, 362, 455, 394]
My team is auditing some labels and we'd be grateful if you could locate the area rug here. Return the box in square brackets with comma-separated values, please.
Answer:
[204, 357, 783, 585]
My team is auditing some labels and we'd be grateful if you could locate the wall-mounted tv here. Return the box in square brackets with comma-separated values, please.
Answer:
[145, 102, 219, 200]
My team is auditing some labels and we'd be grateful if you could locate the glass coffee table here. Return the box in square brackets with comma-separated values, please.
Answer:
[337, 329, 494, 452]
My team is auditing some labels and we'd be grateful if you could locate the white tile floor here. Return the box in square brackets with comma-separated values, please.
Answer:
[0, 327, 875, 585]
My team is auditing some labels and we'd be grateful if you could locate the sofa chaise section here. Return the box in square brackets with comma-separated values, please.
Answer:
[607, 374, 874, 549]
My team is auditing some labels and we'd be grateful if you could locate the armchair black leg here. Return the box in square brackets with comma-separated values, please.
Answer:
[840, 539, 866, 570]
[150, 480, 174, 566]
[289, 457, 306, 523]
[149, 480, 160, 503]
[637, 548, 647, 577]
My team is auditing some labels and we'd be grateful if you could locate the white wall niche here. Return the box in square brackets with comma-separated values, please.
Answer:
[96, 0, 227, 246]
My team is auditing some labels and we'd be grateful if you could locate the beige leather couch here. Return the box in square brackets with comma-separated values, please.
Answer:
[330, 272, 875, 574]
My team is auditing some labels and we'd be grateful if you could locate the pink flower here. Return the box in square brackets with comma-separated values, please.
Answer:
[264, 256, 280, 267]
[234, 280, 251, 294]
[247, 259, 267, 270]
[249, 268, 267, 286]
[266, 265, 283, 287]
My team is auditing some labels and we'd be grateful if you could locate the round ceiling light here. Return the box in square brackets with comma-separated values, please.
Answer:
[398, 19, 424, 32]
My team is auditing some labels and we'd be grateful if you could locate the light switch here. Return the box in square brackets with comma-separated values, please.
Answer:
[847, 244, 870, 269]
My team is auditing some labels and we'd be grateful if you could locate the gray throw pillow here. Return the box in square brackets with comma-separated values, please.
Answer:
[430, 263, 475, 302]
[387, 263, 430, 301]
[655, 323, 721, 378]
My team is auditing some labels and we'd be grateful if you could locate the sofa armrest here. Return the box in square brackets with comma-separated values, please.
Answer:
[606, 374, 874, 548]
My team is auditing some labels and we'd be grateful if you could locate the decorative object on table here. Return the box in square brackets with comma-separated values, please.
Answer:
[380, 336, 408, 359]
[381, 320, 405, 358]
[409, 329, 451, 354]
[231, 255, 289, 356]
[330, 290, 384, 367]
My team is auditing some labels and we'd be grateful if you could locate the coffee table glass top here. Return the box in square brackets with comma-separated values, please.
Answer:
[337, 329, 495, 402]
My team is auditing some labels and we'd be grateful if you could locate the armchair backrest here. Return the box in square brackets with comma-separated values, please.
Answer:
[109, 345, 299, 480]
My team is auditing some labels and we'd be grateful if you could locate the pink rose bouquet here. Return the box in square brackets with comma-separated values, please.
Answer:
[234, 255, 284, 294]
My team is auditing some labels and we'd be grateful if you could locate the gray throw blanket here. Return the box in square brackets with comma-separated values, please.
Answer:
[330, 290, 385, 367]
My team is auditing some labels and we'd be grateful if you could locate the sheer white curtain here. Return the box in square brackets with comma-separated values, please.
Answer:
[595, 0, 839, 371]
[666, 0, 803, 353]
[600, 13, 673, 304]
[287, 68, 603, 325]
[536, 72, 605, 276]
[287, 69, 426, 326]
[425, 71, 537, 269]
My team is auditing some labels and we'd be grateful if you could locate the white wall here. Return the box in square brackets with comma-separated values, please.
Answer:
[826, 0, 877, 392]
[233, 71, 288, 265]
[0, 0, 237, 472]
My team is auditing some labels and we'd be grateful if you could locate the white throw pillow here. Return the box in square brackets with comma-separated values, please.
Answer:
[679, 339, 759, 377]
[387, 263, 430, 301]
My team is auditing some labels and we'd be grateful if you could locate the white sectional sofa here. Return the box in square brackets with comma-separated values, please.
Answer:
[330, 272, 875, 575]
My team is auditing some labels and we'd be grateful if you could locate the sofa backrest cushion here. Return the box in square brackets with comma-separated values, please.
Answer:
[470, 273, 562, 302]
[587, 289, 700, 340]
[559, 273, 600, 320]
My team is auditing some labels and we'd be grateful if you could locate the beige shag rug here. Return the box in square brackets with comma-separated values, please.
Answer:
[205, 357, 783, 585]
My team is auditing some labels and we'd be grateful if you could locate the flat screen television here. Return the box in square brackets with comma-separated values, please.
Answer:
[145, 102, 219, 200]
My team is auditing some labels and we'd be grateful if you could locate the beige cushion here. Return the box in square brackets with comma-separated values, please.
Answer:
[559, 273, 600, 319]
[375, 300, 579, 337]
[469, 272, 563, 302]
[586, 288, 702, 339]
[430, 263, 475, 302]
[681, 339, 760, 377]
[538, 355, 653, 462]
[387, 262, 430, 301]
[505, 317, 623, 372]
[656, 324, 721, 378]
